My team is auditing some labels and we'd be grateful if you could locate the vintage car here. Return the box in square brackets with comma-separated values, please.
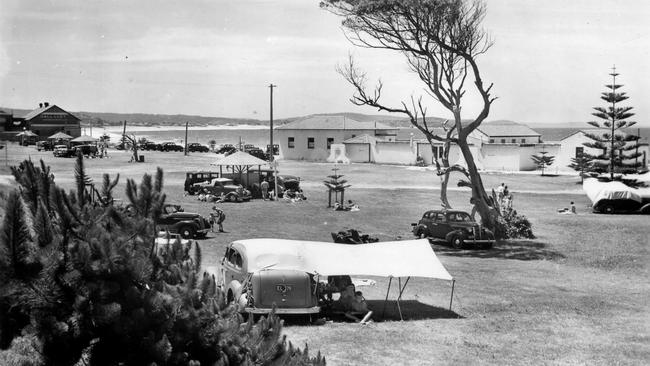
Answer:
[184, 171, 222, 193]
[72, 144, 98, 157]
[192, 177, 251, 201]
[411, 209, 494, 249]
[157, 204, 212, 239]
[160, 142, 184, 152]
[215, 144, 238, 155]
[187, 142, 210, 153]
[584, 178, 650, 214]
[53, 144, 75, 157]
[213, 239, 321, 315]
[36, 140, 54, 151]
[140, 141, 163, 151]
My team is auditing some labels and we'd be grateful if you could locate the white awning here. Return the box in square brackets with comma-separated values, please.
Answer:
[231, 238, 453, 281]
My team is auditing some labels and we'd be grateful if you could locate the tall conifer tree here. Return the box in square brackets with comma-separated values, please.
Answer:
[583, 67, 642, 179]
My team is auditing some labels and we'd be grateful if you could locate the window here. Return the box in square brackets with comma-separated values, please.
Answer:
[489, 139, 495, 143]
[575, 147, 584, 157]
[432, 146, 444, 159]
[288, 137, 295, 148]
[327, 137, 334, 149]
[500, 139, 506, 144]
[434, 213, 446, 222]
[511, 139, 517, 143]
[521, 138, 526, 143]
[307, 137, 314, 149]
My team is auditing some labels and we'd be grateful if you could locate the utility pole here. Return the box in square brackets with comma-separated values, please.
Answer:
[269, 83, 278, 200]
[269, 83, 276, 162]
[184, 121, 189, 156]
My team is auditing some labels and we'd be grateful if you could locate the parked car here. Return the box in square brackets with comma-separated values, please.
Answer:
[36, 140, 54, 151]
[184, 171, 222, 194]
[140, 141, 162, 151]
[187, 142, 210, 153]
[584, 178, 650, 214]
[245, 147, 269, 161]
[212, 239, 321, 316]
[53, 145, 75, 157]
[160, 142, 184, 152]
[215, 144, 237, 155]
[192, 178, 251, 202]
[72, 144, 98, 157]
[157, 204, 212, 239]
[411, 209, 494, 249]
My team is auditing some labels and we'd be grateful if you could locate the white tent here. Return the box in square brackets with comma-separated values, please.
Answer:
[229, 238, 455, 319]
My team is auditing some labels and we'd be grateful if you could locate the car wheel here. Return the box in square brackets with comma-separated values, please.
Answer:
[179, 225, 195, 239]
[227, 193, 237, 202]
[417, 230, 427, 240]
[450, 235, 464, 249]
[602, 204, 615, 214]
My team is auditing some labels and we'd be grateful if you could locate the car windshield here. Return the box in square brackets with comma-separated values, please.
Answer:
[447, 212, 472, 222]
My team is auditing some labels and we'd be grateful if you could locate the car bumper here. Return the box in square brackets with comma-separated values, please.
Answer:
[244, 306, 321, 315]
[467, 238, 494, 243]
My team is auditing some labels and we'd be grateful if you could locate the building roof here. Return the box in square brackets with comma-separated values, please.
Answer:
[211, 151, 268, 166]
[477, 121, 541, 137]
[276, 115, 396, 131]
[22, 104, 80, 121]
[560, 129, 634, 141]
[343, 134, 379, 144]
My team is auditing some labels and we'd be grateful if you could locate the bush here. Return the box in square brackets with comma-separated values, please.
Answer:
[495, 207, 535, 239]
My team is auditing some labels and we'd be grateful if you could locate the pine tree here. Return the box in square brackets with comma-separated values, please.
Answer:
[568, 153, 594, 183]
[0, 158, 324, 366]
[530, 151, 555, 176]
[583, 66, 642, 178]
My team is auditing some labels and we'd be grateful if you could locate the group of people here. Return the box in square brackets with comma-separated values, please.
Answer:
[321, 275, 372, 323]
[495, 183, 514, 210]
[334, 200, 360, 212]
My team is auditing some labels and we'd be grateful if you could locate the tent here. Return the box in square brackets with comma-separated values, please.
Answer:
[230, 238, 455, 319]
[71, 135, 98, 143]
[48, 131, 73, 140]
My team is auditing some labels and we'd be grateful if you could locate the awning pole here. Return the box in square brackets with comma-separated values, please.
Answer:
[396, 277, 403, 321]
[381, 277, 393, 318]
[398, 276, 410, 299]
[449, 279, 456, 311]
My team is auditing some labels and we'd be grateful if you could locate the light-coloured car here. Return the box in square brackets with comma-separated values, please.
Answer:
[213, 239, 321, 315]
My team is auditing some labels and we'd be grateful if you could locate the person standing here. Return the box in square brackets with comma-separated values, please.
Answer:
[210, 206, 226, 232]
[260, 179, 269, 200]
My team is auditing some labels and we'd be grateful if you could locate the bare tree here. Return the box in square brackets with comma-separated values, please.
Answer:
[323, 0, 499, 228]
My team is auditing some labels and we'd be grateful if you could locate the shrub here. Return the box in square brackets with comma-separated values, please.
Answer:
[494, 207, 535, 239]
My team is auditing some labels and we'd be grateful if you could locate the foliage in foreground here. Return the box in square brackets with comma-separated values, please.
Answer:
[0, 156, 324, 366]
[494, 207, 535, 240]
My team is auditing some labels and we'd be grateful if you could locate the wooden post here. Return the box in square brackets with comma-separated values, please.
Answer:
[184, 121, 188, 156]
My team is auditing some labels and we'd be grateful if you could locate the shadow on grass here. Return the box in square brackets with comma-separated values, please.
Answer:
[282, 300, 461, 326]
[434, 240, 566, 261]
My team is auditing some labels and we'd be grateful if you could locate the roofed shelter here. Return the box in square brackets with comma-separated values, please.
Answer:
[275, 115, 399, 161]
[211, 151, 269, 188]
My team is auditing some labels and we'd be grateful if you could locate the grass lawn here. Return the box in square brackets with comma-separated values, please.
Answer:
[2, 145, 649, 365]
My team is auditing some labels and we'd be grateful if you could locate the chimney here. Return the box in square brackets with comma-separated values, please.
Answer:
[44, 102, 49, 107]
[39, 103, 43, 108]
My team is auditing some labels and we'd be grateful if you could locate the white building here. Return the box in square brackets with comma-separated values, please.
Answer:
[275, 115, 398, 161]
[550, 129, 649, 172]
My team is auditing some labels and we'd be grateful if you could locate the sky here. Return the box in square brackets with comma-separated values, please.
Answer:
[1, 0, 649, 125]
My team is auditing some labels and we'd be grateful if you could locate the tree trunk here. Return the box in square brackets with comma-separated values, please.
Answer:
[432, 143, 452, 209]
[457, 140, 498, 229]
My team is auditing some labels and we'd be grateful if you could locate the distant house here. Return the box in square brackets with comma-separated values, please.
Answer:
[275, 115, 398, 161]
[22, 102, 81, 138]
[551, 129, 649, 172]
[476, 121, 542, 144]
